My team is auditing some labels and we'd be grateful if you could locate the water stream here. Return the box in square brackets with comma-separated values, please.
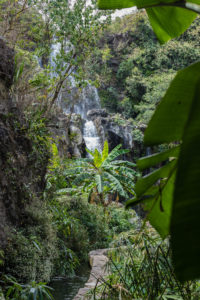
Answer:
[50, 265, 90, 300]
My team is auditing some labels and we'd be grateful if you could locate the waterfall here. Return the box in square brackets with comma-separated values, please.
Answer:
[61, 80, 102, 153]
[83, 121, 102, 154]
[50, 40, 102, 154]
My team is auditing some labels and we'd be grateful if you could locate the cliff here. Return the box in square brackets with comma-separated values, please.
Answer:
[0, 39, 57, 283]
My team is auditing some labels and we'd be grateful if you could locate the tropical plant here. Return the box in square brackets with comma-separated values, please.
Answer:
[60, 141, 137, 206]
[98, 0, 200, 282]
[88, 227, 197, 300]
[3, 275, 54, 300]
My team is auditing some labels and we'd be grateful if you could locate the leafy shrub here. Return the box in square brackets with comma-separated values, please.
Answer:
[117, 59, 133, 82]
[106, 205, 138, 235]
[4, 200, 57, 283]
[89, 225, 199, 299]
[54, 197, 111, 256]
[3, 275, 53, 300]
[48, 193, 139, 275]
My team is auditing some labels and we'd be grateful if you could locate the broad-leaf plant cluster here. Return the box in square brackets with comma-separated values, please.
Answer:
[98, 0, 200, 282]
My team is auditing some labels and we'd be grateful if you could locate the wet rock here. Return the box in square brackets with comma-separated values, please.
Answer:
[87, 109, 108, 119]
[48, 113, 86, 158]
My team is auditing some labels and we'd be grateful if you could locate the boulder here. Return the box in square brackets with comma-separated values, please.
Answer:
[87, 108, 108, 119]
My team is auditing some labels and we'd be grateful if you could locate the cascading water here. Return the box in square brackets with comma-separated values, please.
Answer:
[50, 40, 102, 154]
[83, 120, 102, 154]
[82, 87, 102, 153]
[62, 81, 102, 153]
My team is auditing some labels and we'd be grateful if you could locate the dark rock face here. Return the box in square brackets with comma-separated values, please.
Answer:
[87, 109, 134, 153]
[87, 109, 108, 119]
[0, 38, 14, 88]
[48, 112, 86, 158]
[0, 40, 48, 248]
[99, 32, 133, 73]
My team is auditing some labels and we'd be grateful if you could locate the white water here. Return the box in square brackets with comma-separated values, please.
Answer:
[50, 40, 102, 154]
[83, 121, 102, 154]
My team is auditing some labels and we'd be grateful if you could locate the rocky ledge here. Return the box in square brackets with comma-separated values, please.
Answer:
[87, 109, 134, 151]
[73, 249, 110, 300]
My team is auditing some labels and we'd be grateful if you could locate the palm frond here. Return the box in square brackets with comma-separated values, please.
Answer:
[104, 171, 129, 198]
[102, 140, 109, 162]
[86, 148, 95, 157]
[94, 149, 102, 168]
[111, 173, 135, 195]
[103, 145, 130, 165]
[114, 166, 137, 178]
[73, 173, 93, 185]
[95, 174, 103, 193]
[110, 160, 136, 168]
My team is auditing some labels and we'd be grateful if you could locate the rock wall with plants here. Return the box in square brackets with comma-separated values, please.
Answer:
[0, 39, 58, 284]
[86, 11, 200, 158]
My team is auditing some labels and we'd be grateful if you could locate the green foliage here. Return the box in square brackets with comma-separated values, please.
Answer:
[62, 142, 137, 205]
[89, 225, 197, 299]
[117, 59, 133, 82]
[132, 128, 143, 145]
[99, 88, 119, 112]
[49, 201, 81, 275]
[64, 197, 111, 251]
[0, 250, 4, 266]
[4, 208, 57, 283]
[98, 0, 200, 282]
[46, 194, 137, 273]
[101, 45, 113, 63]
[3, 275, 54, 300]
[98, 0, 199, 43]
[128, 62, 200, 281]
[89, 12, 200, 127]
[29, 0, 111, 108]
[106, 205, 138, 235]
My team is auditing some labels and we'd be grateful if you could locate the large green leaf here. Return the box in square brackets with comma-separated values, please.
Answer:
[135, 159, 177, 197]
[171, 81, 200, 282]
[73, 173, 92, 185]
[144, 171, 176, 238]
[102, 140, 109, 162]
[95, 174, 103, 193]
[110, 160, 136, 168]
[126, 158, 177, 237]
[112, 173, 135, 195]
[137, 146, 180, 170]
[104, 171, 129, 198]
[98, 0, 197, 43]
[98, 0, 183, 9]
[146, 7, 196, 43]
[94, 149, 102, 168]
[98, 0, 135, 9]
[144, 62, 200, 145]
[103, 144, 129, 165]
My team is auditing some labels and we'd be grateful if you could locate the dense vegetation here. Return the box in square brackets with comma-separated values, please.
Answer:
[99, 0, 200, 284]
[1, 0, 200, 299]
[87, 11, 200, 151]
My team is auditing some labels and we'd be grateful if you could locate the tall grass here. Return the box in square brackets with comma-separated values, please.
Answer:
[87, 225, 199, 300]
